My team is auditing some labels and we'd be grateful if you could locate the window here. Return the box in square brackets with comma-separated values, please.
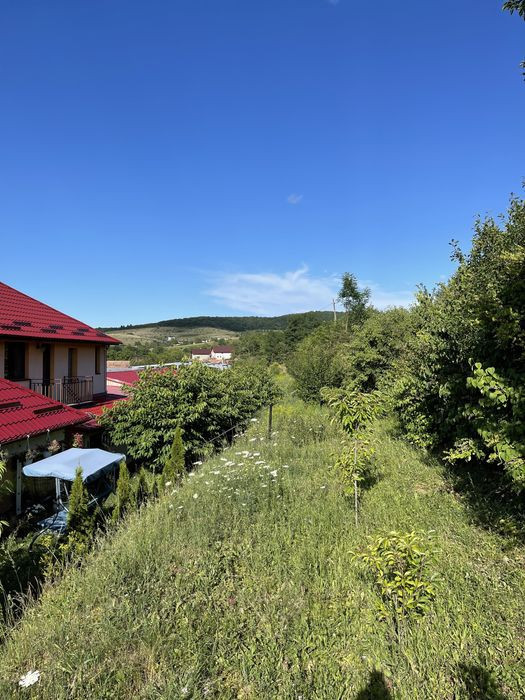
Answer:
[4, 342, 26, 381]
[95, 347, 101, 375]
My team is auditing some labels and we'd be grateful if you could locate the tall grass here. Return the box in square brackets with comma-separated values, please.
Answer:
[0, 402, 523, 698]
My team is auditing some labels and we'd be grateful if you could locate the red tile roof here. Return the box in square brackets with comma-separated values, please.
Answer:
[0, 281, 120, 344]
[0, 378, 89, 445]
[107, 370, 141, 385]
[192, 348, 212, 355]
[78, 393, 129, 418]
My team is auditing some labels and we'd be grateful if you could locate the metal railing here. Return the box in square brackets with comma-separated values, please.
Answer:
[29, 376, 94, 405]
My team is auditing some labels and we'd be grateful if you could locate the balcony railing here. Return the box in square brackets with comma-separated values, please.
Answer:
[28, 376, 94, 405]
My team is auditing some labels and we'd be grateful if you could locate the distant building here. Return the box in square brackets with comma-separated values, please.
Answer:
[191, 348, 212, 361]
[211, 345, 234, 361]
[191, 346, 234, 362]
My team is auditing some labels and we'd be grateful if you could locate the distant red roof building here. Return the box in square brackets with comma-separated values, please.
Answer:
[212, 345, 234, 354]
[0, 378, 89, 444]
[0, 281, 120, 345]
[192, 348, 212, 356]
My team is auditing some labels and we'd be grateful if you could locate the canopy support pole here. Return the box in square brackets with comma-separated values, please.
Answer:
[15, 459, 22, 515]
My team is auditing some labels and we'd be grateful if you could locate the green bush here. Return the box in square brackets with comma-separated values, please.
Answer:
[288, 324, 349, 402]
[393, 192, 525, 490]
[164, 425, 185, 482]
[352, 530, 437, 640]
[67, 467, 91, 536]
[113, 461, 132, 522]
[100, 363, 279, 471]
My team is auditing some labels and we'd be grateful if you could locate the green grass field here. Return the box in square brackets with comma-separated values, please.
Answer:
[0, 401, 523, 699]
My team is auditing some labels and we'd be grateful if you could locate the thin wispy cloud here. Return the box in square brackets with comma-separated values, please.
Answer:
[366, 283, 415, 309]
[287, 193, 303, 205]
[207, 266, 414, 315]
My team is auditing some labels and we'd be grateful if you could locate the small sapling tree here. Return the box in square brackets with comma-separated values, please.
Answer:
[112, 460, 132, 522]
[135, 467, 149, 506]
[352, 530, 437, 646]
[333, 441, 375, 525]
[322, 386, 381, 524]
[67, 467, 92, 536]
[164, 425, 185, 483]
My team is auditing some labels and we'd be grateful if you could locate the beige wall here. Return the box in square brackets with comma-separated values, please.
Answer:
[0, 340, 107, 396]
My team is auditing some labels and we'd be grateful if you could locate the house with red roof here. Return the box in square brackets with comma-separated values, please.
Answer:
[0, 281, 120, 406]
[191, 346, 234, 363]
[0, 281, 122, 514]
[191, 348, 212, 361]
[210, 345, 234, 361]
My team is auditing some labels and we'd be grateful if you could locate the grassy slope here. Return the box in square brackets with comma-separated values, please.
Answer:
[106, 325, 239, 346]
[1, 404, 524, 699]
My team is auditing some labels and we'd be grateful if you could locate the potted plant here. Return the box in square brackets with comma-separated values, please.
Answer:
[25, 448, 39, 465]
[48, 439, 62, 455]
[72, 433, 84, 449]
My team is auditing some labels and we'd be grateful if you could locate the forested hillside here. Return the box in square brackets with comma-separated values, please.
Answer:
[102, 311, 333, 334]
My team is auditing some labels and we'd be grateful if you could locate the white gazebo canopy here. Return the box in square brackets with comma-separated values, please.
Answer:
[23, 448, 125, 483]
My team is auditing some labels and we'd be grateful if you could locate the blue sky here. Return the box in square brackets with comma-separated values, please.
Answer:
[0, 1, 523, 326]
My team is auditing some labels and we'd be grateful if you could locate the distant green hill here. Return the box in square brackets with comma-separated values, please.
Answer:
[100, 311, 333, 334]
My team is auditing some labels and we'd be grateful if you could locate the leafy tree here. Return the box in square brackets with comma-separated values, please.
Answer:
[284, 312, 327, 352]
[164, 425, 185, 482]
[393, 192, 525, 489]
[236, 330, 287, 364]
[503, 1, 525, 75]
[503, 1, 525, 19]
[101, 363, 278, 470]
[338, 272, 371, 331]
[288, 324, 349, 402]
[342, 308, 416, 392]
[67, 467, 91, 536]
[112, 461, 132, 521]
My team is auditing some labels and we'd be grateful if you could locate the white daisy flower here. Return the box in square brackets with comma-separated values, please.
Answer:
[18, 671, 40, 688]
[193, 493, 198, 499]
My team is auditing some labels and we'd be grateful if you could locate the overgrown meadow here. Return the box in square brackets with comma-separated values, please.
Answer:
[1, 399, 523, 699]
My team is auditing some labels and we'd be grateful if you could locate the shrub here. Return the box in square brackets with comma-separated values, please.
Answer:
[352, 530, 437, 642]
[112, 461, 132, 522]
[67, 467, 91, 537]
[135, 468, 149, 506]
[288, 324, 349, 402]
[393, 192, 525, 490]
[164, 425, 185, 482]
[101, 363, 279, 471]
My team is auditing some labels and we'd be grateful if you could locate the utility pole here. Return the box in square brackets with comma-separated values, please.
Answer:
[332, 299, 337, 326]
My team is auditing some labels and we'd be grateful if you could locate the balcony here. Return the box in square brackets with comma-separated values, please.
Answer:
[27, 376, 94, 405]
